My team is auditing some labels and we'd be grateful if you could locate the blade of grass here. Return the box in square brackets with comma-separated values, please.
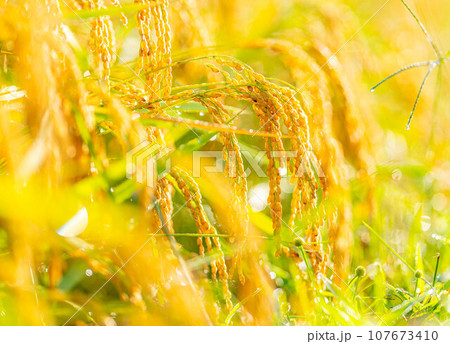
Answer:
[432, 253, 440, 287]
[363, 222, 415, 274]
[224, 288, 261, 325]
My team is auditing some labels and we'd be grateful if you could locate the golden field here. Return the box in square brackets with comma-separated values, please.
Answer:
[0, 0, 449, 325]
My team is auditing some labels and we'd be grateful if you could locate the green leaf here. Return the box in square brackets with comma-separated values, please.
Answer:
[224, 288, 261, 325]
[58, 260, 90, 292]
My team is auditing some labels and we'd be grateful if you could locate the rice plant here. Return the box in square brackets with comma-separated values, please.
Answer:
[0, 0, 449, 325]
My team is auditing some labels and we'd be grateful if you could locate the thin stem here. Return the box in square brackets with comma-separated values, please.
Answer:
[124, 54, 250, 83]
[171, 82, 227, 92]
[298, 245, 317, 288]
[224, 287, 261, 325]
[155, 233, 238, 238]
[406, 62, 436, 130]
[363, 222, 415, 274]
[363, 221, 433, 290]
[371, 60, 432, 92]
[354, 277, 361, 300]
[153, 233, 329, 246]
[432, 253, 440, 287]
[413, 277, 419, 297]
[62, 3, 161, 20]
[347, 274, 358, 288]
[426, 63, 443, 150]
[400, 0, 441, 57]
[140, 114, 295, 139]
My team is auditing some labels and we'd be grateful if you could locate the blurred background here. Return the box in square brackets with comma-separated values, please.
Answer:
[0, 0, 449, 325]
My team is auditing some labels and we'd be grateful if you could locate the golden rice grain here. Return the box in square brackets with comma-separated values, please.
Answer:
[169, 168, 232, 310]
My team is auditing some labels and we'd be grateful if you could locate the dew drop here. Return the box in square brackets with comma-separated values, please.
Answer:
[90, 163, 98, 174]
[275, 278, 284, 287]
[57, 207, 88, 238]
[104, 317, 116, 326]
[421, 216, 431, 232]
[431, 193, 447, 211]
[392, 169, 402, 181]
